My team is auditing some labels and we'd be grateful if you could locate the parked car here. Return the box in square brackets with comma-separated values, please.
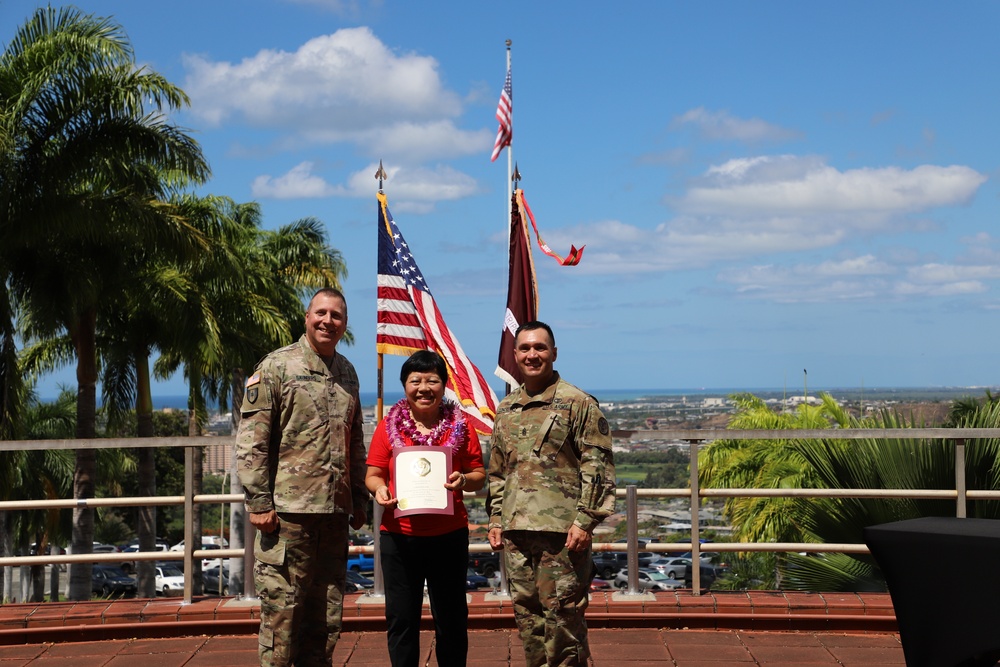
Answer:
[590, 577, 612, 591]
[121, 541, 170, 573]
[91, 564, 137, 598]
[170, 536, 228, 552]
[202, 565, 230, 596]
[468, 550, 500, 577]
[678, 551, 716, 563]
[465, 568, 489, 590]
[684, 562, 722, 590]
[592, 551, 653, 580]
[155, 564, 186, 596]
[647, 557, 692, 580]
[93, 542, 119, 553]
[346, 570, 374, 592]
[199, 543, 224, 570]
[347, 553, 374, 573]
[613, 568, 681, 592]
[349, 532, 374, 546]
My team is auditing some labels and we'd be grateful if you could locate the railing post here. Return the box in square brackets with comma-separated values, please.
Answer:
[183, 446, 195, 603]
[497, 548, 510, 596]
[626, 485, 639, 594]
[955, 438, 967, 518]
[372, 503, 385, 597]
[243, 511, 256, 599]
[689, 439, 701, 595]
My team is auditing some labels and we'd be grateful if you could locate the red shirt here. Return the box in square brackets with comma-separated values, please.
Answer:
[367, 411, 484, 536]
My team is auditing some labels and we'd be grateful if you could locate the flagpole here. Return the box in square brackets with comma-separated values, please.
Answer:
[375, 160, 388, 424]
[504, 39, 512, 396]
[505, 40, 512, 228]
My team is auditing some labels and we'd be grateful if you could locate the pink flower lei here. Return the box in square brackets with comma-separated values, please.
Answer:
[387, 398, 466, 450]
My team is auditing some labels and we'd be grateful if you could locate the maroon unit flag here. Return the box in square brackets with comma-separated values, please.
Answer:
[496, 190, 538, 387]
[376, 192, 498, 434]
[490, 65, 512, 162]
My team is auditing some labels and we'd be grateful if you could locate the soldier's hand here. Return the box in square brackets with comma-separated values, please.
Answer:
[249, 510, 279, 533]
[350, 508, 367, 530]
[566, 525, 592, 552]
[488, 527, 504, 550]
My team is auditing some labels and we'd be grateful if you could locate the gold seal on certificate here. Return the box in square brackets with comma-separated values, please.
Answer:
[391, 445, 454, 517]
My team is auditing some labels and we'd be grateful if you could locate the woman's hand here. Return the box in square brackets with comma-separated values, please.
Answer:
[372, 484, 398, 508]
[444, 471, 467, 491]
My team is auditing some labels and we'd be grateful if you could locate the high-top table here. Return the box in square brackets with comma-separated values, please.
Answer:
[864, 516, 1000, 667]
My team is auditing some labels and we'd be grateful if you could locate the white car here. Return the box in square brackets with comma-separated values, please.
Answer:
[155, 564, 186, 596]
[647, 557, 692, 579]
[613, 568, 682, 592]
[120, 542, 170, 573]
[170, 537, 228, 552]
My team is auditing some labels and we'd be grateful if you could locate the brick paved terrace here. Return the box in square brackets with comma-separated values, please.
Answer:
[0, 589, 907, 666]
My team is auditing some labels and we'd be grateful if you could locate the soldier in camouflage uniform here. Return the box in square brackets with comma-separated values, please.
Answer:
[487, 321, 615, 667]
[236, 288, 369, 667]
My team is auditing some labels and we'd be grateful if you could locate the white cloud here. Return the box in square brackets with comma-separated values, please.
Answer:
[514, 155, 987, 290]
[715, 258, 1000, 303]
[716, 258, 894, 303]
[905, 263, 1000, 283]
[252, 162, 336, 198]
[183, 27, 481, 160]
[282, 0, 372, 12]
[679, 155, 987, 219]
[672, 107, 800, 142]
[251, 161, 478, 211]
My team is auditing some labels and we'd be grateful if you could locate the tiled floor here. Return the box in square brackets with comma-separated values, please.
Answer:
[0, 629, 906, 666]
[0, 591, 907, 665]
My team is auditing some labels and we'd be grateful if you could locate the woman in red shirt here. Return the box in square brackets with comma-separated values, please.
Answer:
[365, 350, 486, 667]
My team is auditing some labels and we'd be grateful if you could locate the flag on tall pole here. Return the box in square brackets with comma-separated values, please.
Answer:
[517, 189, 585, 266]
[376, 192, 499, 434]
[490, 60, 512, 162]
[496, 190, 537, 387]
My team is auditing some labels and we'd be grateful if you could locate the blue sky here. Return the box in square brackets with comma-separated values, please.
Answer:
[7, 0, 1000, 398]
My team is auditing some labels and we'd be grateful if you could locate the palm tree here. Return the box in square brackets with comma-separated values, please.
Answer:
[152, 199, 347, 592]
[0, 389, 74, 602]
[0, 6, 209, 599]
[699, 393, 852, 588]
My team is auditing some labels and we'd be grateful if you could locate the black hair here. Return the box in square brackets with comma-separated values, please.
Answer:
[400, 350, 449, 385]
[514, 320, 555, 347]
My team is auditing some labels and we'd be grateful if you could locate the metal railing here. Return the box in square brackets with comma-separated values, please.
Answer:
[1, 427, 997, 602]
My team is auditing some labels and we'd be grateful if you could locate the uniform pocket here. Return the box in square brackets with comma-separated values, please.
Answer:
[255, 530, 286, 566]
[534, 412, 570, 458]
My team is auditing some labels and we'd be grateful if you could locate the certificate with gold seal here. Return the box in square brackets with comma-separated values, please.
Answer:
[391, 445, 454, 517]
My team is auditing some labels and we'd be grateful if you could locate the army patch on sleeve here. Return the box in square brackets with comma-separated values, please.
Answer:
[598, 417, 609, 436]
[246, 373, 261, 404]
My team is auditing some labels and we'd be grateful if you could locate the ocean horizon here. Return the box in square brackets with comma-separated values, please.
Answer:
[55, 384, 1000, 413]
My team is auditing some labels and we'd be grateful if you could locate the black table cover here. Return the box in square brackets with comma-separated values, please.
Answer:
[865, 516, 1000, 667]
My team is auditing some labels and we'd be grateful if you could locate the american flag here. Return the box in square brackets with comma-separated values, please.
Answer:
[376, 192, 499, 434]
[490, 65, 512, 162]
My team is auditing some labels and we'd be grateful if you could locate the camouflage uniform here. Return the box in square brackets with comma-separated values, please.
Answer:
[236, 335, 368, 667]
[487, 372, 615, 667]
